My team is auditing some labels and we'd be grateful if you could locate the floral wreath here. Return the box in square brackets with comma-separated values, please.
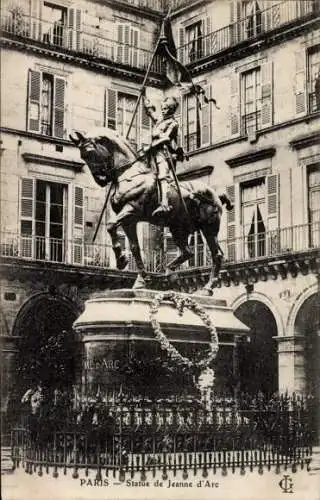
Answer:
[149, 291, 219, 373]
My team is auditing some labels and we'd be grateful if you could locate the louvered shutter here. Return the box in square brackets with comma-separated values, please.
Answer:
[53, 77, 65, 138]
[30, 0, 41, 39]
[204, 16, 212, 58]
[175, 95, 184, 148]
[27, 70, 41, 133]
[226, 184, 236, 262]
[266, 173, 279, 255]
[295, 50, 307, 115]
[261, 61, 273, 128]
[201, 84, 212, 147]
[105, 89, 117, 130]
[230, 73, 240, 137]
[73, 186, 84, 264]
[178, 27, 185, 64]
[117, 24, 124, 63]
[130, 28, 139, 67]
[124, 25, 130, 65]
[20, 178, 35, 258]
[141, 100, 151, 149]
[67, 8, 81, 50]
[229, 0, 241, 44]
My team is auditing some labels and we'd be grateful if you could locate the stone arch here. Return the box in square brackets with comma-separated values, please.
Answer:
[12, 291, 79, 392]
[231, 292, 280, 396]
[286, 284, 318, 337]
[231, 291, 285, 337]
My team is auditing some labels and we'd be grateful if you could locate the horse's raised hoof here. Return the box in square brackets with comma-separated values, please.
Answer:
[132, 275, 146, 289]
[116, 255, 128, 270]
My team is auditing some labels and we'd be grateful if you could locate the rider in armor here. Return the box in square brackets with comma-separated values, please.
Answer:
[143, 95, 182, 216]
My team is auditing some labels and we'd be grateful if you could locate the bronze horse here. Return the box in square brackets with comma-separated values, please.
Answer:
[70, 128, 233, 294]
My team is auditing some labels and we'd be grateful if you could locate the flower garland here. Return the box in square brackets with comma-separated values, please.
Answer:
[149, 291, 219, 372]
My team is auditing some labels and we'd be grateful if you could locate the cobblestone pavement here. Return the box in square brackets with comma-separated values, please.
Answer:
[1, 462, 319, 500]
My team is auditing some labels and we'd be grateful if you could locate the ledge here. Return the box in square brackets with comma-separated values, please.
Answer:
[22, 152, 84, 171]
[225, 147, 276, 168]
[177, 164, 214, 181]
[289, 130, 320, 150]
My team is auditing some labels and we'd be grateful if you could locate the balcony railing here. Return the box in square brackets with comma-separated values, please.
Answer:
[1, 222, 319, 273]
[178, 0, 319, 65]
[1, 11, 163, 73]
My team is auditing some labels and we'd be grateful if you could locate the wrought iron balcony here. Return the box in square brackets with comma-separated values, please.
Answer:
[1, 221, 319, 273]
[178, 0, 319, 65]
[0, 11, 163, 73]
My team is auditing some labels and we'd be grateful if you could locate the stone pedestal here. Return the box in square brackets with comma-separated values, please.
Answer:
[277, 335, 307, 394]
[73, 289, 250, 399]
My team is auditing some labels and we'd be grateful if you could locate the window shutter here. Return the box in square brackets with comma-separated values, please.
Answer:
[261, 61, 273, 128]
[30, 0, 41, 39]
[295, 50, 306, 115]
[226, 184, 236, 262]
[266, 173, 280, 255]
[124, 25, 130, 65]
[105, 89, 117, 130]
[73, 186, 84, 264]
[229, 0, 241, 44]
[27, 70, 41, 133]
[68, 8, 81, 50]
[53, 77, 65, 138]
[130, 28, 139, 67]
[178, 27, 185, 63]
[175, 95, 184, 148]
[229, 73, 240, 136]
[201, 84, 212, 147]
[141, 100, 151, 149]
[117, 24, 124, 63]
[20, 178, 35, 258]
[204, 16, 212, 57]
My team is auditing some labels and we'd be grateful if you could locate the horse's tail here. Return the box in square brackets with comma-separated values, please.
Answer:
[218, 192, 234, 211]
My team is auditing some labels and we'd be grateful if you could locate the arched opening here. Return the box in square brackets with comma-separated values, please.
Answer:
[13, 293, 78, 395]
[294, 293, 319, 396]
[234, 300, 278, 396]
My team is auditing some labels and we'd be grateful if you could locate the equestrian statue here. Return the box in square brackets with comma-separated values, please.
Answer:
[70, 95, 233, 294]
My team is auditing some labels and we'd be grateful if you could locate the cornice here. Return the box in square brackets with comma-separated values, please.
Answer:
[177, 164, 214, 181]
[289, 130, 320, 150]
[22, 152, 84, 170]
[225, 147, 276, 168]
[1, 127, 75, 146]
[0, 36, 165, 88]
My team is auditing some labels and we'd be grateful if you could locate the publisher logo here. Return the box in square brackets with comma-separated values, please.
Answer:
[279, 475, 294, 494]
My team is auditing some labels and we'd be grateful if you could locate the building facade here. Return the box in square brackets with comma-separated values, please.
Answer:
[1, 0, 319, 432]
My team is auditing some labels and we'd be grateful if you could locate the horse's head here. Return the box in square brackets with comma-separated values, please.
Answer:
[70, 128, 137, 186]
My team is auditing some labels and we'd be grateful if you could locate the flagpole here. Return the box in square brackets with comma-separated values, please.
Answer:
[125, 8, 172, 141]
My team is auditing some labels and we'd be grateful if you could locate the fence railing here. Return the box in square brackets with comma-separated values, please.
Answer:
[1, 11, 164, 73]
[178, 0, 319, 64]
[1, 222, 319, 272]
[11, 393, 315, 478]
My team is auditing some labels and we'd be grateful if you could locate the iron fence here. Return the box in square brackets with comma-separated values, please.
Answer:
[178, 0, 319, 64]
[1, 11, 164, 73]
[11, 393, 315, 478]
[1, 221, 319, 271]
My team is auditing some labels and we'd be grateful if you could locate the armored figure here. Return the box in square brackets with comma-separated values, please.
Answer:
[143, 95, 181, 216]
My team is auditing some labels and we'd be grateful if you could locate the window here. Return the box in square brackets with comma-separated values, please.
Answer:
[241, 1, 262, 39]
[307, 165, 320, 247]
[42, 2, 67, 47]
[116, 24, 140, 67]
[182, 84, 212, 152]
[27, 70, 66, 138]
[308, 47, 320, 113]
[20, 179, 84, 264]
[241, 178, 266, 259]
[186, 21, 203, 62]
[106, 88, 150, 150]
[241, 67, 261, 136]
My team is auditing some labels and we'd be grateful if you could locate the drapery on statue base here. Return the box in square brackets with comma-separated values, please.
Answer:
[70, 128, 234, 295]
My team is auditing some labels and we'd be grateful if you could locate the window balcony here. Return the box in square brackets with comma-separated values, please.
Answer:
[1, 221, 319, 274]
[0, 11, 164, 73]
[178, 0, 319, 65]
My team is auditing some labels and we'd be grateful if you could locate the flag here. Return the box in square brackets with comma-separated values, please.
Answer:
[156, 15, 220, 110]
